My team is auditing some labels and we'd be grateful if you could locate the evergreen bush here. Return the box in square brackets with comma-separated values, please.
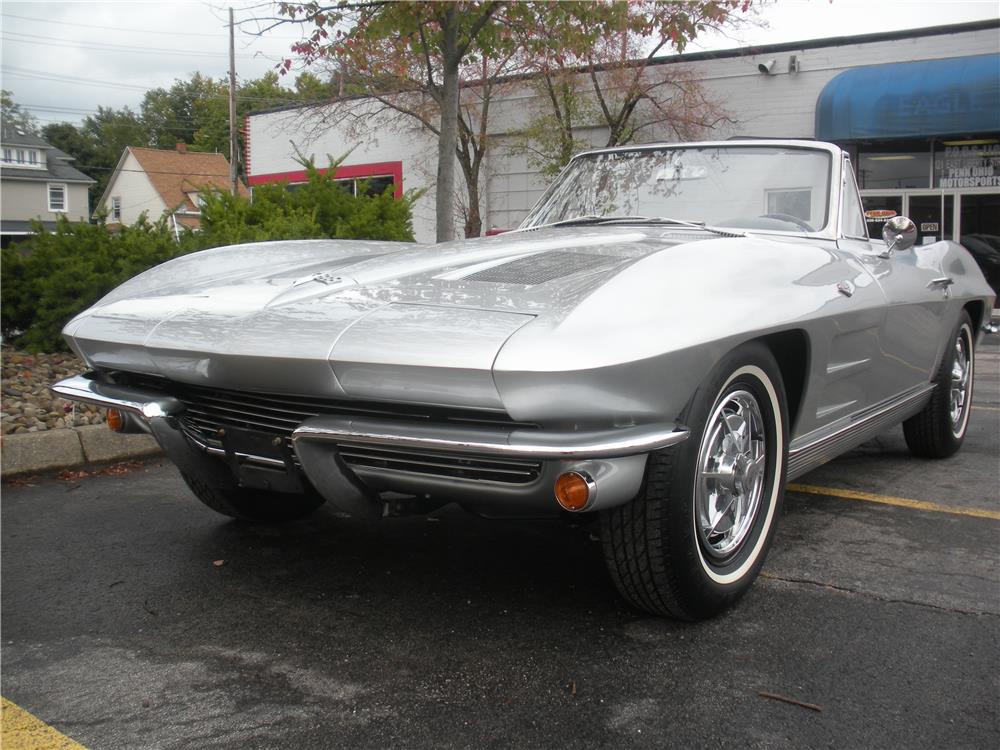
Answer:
[1, 158, 418, 351]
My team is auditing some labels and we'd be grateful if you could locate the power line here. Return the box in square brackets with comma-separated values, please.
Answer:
[4, 67, 318, 102]
[2, 67, 157, 92]
[0, 11, 306, 40]
[1, 31, 254, 59]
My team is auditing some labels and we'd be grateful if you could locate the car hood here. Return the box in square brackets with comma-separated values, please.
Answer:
[64, 227, 735, 406]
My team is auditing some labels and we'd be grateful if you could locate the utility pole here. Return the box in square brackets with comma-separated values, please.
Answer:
[228, 6, 238, 195]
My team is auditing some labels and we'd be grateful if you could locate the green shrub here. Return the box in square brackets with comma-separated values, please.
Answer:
[1, 216, 189, 352]
[1, 157, 418, 351]
[197, 159, 416, 246]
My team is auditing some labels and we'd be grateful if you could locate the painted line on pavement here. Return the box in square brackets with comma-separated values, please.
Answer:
[787, 483, 1000, 520]
[972, 405, 1000, 411]
[1, 697, 87, 750]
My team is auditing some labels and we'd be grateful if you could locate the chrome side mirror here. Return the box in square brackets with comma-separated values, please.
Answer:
[879, 216, 917, 258]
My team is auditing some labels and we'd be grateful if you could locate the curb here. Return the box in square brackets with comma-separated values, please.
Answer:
[1, 425, 161, 477]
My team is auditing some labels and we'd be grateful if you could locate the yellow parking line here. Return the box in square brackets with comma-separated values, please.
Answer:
[787, 483, 1000, 520]
[1, 697, 86, 750]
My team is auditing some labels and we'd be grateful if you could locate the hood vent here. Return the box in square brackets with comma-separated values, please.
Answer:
[464, 251, 614, 285]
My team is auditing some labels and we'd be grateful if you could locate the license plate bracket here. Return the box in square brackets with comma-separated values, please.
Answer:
[219, 427, 303, 494]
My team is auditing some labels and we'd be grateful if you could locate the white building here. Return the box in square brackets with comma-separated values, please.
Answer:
[245, 19, 999, 246]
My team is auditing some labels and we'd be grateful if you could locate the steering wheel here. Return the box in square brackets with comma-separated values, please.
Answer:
[760, 213, 814, 232]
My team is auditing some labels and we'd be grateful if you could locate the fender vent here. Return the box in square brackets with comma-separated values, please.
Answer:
[464, 251, 613, 285]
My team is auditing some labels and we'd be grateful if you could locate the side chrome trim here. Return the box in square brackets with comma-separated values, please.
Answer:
[293, 416, 689, 459]
[51, 373, 183, 420]
[787, 383, 934, 479]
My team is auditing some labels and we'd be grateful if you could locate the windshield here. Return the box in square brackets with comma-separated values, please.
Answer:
[520, 146, 832, 233]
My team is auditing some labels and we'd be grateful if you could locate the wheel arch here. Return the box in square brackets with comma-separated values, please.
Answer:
[754, 329, 810, 436]
[963, 300, 986, 335]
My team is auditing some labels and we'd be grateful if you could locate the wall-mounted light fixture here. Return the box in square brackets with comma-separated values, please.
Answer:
[758, 59, 776, 75]
[788, 55, 800, 74]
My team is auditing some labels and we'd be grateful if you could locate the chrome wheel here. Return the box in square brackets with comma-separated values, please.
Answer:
[903, 312, 975, 459]
[949, 328, 971, 432]
[696, 389, 766, 562]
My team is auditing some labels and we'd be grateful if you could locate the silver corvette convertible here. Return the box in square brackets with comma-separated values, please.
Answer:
[53, 140, 995, 620]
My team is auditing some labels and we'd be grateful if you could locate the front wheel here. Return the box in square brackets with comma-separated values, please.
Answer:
[600, 342, 788, 620]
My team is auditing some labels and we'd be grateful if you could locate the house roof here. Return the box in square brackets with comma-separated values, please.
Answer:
[0, 122, 50, 148]
[125, 146, 248, 213]
[0, 122, 95, 184]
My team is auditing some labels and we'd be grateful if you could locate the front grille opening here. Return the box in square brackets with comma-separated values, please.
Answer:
[338, 444, 542, 484]
[114, 372, 531, 437]
[111, 371, 538, 485]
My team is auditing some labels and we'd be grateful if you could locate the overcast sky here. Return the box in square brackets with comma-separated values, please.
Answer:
[2, 0, 998, 127]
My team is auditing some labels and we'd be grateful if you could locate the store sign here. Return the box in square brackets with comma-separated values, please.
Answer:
[920, 222, 939, 232]
[864, 209, 897, 223]
[936, 144, 1000, 189]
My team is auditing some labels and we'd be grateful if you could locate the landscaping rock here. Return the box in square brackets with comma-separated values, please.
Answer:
[1, 345, 105, 435]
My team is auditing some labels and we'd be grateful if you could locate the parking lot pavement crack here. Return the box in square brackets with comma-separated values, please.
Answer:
[760, 573, 1000, 617]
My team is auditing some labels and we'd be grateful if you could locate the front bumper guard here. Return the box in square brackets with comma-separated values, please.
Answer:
[292, 417, 689, 459]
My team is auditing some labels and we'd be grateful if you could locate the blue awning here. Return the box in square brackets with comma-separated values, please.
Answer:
[816, 54, 1000, 141]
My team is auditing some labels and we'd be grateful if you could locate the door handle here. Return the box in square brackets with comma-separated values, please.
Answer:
[927, 277, 954, 290]
[927, 277, 954, 297]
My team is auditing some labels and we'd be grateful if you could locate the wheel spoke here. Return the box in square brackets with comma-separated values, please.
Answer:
[707, 494, 739, 536]
[703, 470, 733, 482]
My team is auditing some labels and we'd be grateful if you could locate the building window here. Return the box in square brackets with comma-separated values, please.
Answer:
[27, 150, 38, 165]
[16, 149, 25, 164]
[2, 148, 10, 163]
[934, 141, 1000, 190]
[111, 196, 122, 222]
[48, 183, 67, 212]
[856, 141, 931, 190]
[253, 161, 403, 200]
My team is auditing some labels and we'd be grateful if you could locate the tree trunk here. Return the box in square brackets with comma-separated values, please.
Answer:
[435, 8, 460, 243]
[464, 180, 482, 238]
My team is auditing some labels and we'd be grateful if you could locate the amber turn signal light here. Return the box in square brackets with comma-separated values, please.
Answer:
[106, 408, 125, 433]
[554, 471, 594, 512]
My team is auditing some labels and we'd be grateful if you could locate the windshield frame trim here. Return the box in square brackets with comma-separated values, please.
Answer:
[518, 140, 844, 241]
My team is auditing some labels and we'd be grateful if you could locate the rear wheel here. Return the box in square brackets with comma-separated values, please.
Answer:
[903, 311, 975, 458]
[181, 469, 326, 522]
[600, 342, 788, 620]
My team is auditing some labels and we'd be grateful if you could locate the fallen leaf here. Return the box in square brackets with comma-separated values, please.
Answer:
[212, 559, 226, 567]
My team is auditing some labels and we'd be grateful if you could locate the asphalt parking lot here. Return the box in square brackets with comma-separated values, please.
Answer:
[3, 339, 998, 749]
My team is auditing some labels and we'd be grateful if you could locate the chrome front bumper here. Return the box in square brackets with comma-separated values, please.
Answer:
[52, 373, 689, 515]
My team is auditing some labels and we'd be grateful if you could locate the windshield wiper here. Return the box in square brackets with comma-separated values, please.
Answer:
[532, 214, 745, 237]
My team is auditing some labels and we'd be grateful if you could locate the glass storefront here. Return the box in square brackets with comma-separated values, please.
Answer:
[855, 139, 1000, 242]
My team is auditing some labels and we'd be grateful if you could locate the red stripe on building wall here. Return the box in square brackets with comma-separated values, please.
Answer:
[248, 161, 403, 198]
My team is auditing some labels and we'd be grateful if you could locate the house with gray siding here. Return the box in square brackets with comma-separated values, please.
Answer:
[0, 123, 95, 248]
